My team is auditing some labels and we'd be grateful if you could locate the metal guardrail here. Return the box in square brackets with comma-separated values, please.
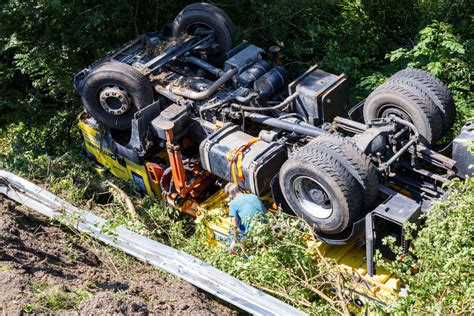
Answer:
[0, 169, 307, 316]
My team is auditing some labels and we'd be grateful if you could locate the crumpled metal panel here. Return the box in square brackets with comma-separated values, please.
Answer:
[0, 169, 307, 316]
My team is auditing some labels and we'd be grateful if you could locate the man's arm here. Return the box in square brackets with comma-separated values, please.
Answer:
[231, 216, 239, 242]
[229, 203, 239, 250]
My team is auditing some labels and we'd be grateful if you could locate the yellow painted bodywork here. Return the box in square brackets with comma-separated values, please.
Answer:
[316, 242, 400, 303]
[78, 113, 154, 196]
[78, 112, 400, 305]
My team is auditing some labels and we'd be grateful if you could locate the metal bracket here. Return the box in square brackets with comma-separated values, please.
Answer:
[365, 189, 421, 276]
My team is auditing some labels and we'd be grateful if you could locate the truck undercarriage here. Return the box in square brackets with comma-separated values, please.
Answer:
[72, 2, 473, 294]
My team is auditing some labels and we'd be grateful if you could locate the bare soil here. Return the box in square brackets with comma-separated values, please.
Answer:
[0, 197, 237, 315]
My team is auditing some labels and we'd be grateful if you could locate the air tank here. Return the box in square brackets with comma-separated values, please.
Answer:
[237, 60, 271, 87]
[253, 65, 289, 98]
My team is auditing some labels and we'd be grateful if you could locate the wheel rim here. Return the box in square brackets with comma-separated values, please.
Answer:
[293, 176, 333, 219]
[376, 104, 412, 122]
[98, 85, 132, 116]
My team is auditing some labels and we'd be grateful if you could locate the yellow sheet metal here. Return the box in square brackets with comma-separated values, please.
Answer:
[78, 113, 154, 197]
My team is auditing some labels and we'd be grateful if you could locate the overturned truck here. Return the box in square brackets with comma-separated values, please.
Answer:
[74, 2, 473, 293]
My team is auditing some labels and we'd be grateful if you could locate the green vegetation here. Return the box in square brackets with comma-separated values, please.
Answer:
[187, 212, 359, 314]
[27, 281, 93, 313]
[375, 177, 474, 314]
[0, 0, 473, 314]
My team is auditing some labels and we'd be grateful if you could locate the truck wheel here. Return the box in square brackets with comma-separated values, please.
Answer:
[389, 68, 455, 135]
[364, 82, 444, 146]
[279, 143, 364, 235]
[81, 62, 154, 130]
[308, 135, 379, 210]
[172, 3, 235, 66]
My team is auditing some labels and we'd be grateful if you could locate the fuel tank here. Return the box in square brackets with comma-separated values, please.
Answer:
[199, 124, 287, 195]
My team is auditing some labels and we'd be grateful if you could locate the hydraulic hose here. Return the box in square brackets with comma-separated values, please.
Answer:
[168, 68, 237, 101]
[198, 92, 258, 118]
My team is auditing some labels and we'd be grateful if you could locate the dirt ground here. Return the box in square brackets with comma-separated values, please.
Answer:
[0, 197, 237, 315]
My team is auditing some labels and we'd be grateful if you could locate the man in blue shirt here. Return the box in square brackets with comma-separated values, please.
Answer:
[224, 183, 266, 252]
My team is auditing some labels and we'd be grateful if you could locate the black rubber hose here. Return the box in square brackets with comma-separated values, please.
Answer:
[248, 113, 328, 137]
[199, 93, 258, 119]
[184, 55, 224, 76]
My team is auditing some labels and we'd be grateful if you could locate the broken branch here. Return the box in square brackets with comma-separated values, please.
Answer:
[106, 181, 137, 218]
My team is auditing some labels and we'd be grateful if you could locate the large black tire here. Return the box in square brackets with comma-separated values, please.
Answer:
[172, 3, 235, 66]
[81, 62, 154, 130]
[181, 3, 236, 39]
[364, 81, 444, 146]
[279, 142, 367, 235]
[308, 135, 379, 210]
[389, 68, 456, 135]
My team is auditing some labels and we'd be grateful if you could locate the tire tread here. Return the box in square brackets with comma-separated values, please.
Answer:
[305, 135, 379, 209]
[390, 68, 455, 133]
[364, 80, 444, 144]
[283, 143, 364, 233]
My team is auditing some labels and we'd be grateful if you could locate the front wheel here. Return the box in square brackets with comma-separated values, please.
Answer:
[80, 62, 154, 130]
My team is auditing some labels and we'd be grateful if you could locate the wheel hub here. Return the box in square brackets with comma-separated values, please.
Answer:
[378, 104, 412, 122]
[309, 188, 325, 204]
[99, 86, 131, 116]
[293, 176, 332, 219]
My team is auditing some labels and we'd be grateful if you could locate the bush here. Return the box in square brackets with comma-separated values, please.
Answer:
[182, 211, 348, 314]
[377, 177, 474, 314]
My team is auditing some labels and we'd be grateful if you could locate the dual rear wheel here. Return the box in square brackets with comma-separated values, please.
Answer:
[364, 68, 455, 146]
[280, 69, 455, 240]
[280, 136, 379, 238]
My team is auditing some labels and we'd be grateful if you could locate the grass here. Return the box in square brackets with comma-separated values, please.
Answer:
[28, 281, 93, 313]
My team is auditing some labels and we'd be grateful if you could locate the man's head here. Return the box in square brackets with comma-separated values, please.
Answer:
[224, 183, 241, 199]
